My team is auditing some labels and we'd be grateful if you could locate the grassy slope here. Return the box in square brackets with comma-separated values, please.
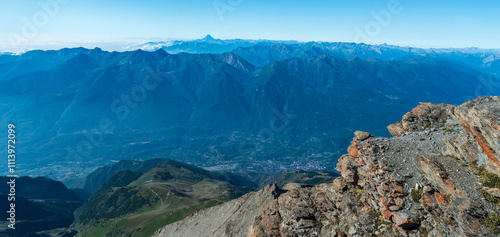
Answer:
[74, 163, 252, 237]
[77, 199, 224, 237]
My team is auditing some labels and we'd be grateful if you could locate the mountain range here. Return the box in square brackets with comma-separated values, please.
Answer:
[2, 36, 500, 236]
[124, 34, 301, 53]
[1, 37, 500, 182]
[133, 35, 500, 76]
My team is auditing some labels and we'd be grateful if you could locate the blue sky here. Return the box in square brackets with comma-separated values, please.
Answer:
[1, 0, 499, 52]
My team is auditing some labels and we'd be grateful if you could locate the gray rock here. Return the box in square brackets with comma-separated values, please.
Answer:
[282, 183, 305, 190]
[423, 186, 433, 193]
[354, 131, 371, 141]
[483, 187, 500, 198]
[348, 226, 357, 235]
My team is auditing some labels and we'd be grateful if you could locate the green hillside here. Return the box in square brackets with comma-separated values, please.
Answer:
[73, 162, 253, 237]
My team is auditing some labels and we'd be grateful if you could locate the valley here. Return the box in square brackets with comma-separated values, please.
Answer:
[1, 39, 499, 182]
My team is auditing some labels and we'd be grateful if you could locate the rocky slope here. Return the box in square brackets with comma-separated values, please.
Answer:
[154, 184, 282, 237]
[154, 96, 500, 236]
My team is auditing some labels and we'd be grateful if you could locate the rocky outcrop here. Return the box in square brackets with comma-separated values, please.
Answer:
[388, 97, 500, 176]
[155, 97, 500, 236]
[447, 97, 500, 176]
[387, 102, 455, 137]
[248, 96, 500, 236]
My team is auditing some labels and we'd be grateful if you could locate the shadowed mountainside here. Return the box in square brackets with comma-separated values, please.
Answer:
[0, 177, 82, 237]
[1, 45, 499, 182]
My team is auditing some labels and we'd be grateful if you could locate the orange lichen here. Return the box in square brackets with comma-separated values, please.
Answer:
[443, 180, 461, 195]
[421, 194, 448, 223]
[402, 121, 410, 130]
[421, 195, 435, 209]
[395, 198, 404, 207]
[348, 142, 359, 157]
[369, 182, 375, 189]
[464, 221, 482, 233]
[391, 183, 404, 194]
[380, 206, 392, 220]
[462, 120, 500, 168]
[421, 155, 462, 196]
[411, 107, 423, 117]
[435, 193, 449, 206]
[381, 183, 389, 192]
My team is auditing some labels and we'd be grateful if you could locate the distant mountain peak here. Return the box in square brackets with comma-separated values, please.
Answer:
[154, 48, 169, 57]
[203, 34, 215, 41]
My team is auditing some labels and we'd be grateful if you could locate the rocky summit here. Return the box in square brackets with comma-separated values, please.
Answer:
[153, 96, 500, 236]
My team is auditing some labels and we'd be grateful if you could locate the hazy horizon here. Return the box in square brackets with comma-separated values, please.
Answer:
[1, 0, 499, 53]
[3, 34, 500, 55]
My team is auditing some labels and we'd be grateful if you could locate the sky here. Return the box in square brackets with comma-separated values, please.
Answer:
[1, 0, 499, 52]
